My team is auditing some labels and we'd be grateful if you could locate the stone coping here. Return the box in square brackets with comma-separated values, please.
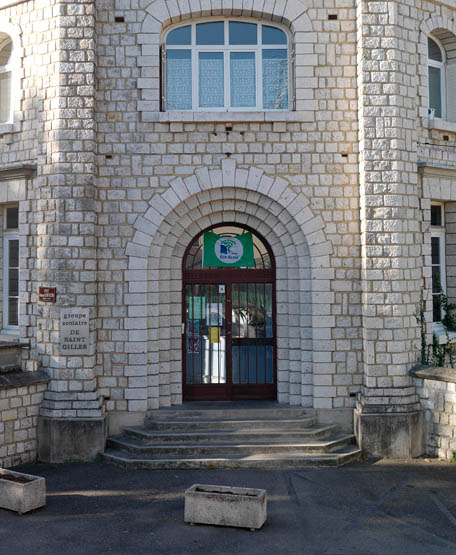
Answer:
[410, 365, 456, 384]
[0, 370, 49, 390]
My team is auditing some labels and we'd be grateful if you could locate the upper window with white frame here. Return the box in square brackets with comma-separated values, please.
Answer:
[427, 32, 456, 123]
[428, 37, 445, 119]
[0, 36, 13, 124]
[163, 19, 290, 111]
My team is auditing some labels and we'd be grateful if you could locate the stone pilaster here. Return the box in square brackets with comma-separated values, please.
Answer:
[355, 0, 423, 457]
[35, 0, 104, 462]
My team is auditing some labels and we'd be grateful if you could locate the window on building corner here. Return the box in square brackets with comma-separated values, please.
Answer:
[3, 206, 19, 329]
[163, 20, 289, 111]
[431, 203, 445, 323]
[428, 34, 456, 123]
[0, 38, 12, 124]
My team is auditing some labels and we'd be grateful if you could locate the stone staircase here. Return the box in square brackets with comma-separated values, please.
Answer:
[103, 404, 361, 469]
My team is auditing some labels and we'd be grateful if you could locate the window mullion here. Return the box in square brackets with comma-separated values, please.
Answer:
[225, 50, 229, 110]
[257, 48, 262, 109]
[193, 46, 197, 110]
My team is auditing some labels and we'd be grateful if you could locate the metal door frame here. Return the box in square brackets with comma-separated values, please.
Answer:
[182, 223, 276, 401]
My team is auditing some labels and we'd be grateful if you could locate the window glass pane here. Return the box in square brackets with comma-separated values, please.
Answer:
[262, 25, 287, 45]
[432, 265, 441, 292]
[262, 49, 288, 109]
[0, 41, 12, 66]
[8, 298, 18, 327]
[431, 205, 442, 226]
[428, 37, 443, 62]
[433, 294, 442, 322]
[0, 71, 11, 123]
[166, 50, 192, 110]
[8, 269, 18, 296]
[6, 206, 18, 230]
[230, 52, 256, 107]
[196, 22, 224, 45]
[166, 25, 191, 45]
[431, 237, 440, 266]
[9, 240, 19, 268]
[199, 52, 224, 108]
[429, 66, 442, 118]
[229, 22, 257, 45]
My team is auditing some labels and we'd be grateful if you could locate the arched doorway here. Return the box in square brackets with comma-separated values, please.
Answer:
[183, 223, 276, 401]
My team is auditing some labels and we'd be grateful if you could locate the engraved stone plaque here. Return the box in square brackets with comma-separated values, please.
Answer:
[60, 308, 90, 354]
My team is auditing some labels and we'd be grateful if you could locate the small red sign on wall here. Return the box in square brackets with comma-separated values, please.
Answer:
[39, 287, 56, 302]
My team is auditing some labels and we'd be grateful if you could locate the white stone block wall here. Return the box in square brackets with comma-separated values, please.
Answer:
[0, 381, 47, 468]
[414, 373, 456, 461]
[1, 0, 456, 426]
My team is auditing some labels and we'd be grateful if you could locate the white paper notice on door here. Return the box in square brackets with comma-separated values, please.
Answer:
[207, 303, 223, 327]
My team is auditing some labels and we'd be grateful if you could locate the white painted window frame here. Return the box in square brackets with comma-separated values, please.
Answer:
[0, 37, 13, 124]
[2, 205, 19, 332]
[163, 18, 291, 112]
[428, 36, 446, 121]
[431, 202, 446, 325]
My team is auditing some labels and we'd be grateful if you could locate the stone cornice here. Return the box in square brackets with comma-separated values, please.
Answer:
[417, 161, 456, 177]
[0, 163, 36, 181]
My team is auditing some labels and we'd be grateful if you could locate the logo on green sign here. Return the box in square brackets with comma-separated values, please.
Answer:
[215, 237, 244, 264]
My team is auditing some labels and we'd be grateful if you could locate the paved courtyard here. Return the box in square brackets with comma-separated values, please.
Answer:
[1, 459, 456, 554]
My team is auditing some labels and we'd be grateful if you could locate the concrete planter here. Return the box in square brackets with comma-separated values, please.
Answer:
[184, 484, 267, 530]
[0, 468, 46, 514]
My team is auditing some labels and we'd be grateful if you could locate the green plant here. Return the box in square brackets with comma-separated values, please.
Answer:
[415, 293, 427, 365]
[440, 290, 456, 331]
[415, 290, 456, 367]
[451, 452, 456, 463]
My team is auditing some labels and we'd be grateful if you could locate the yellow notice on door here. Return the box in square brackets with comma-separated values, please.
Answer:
[209, 327, 220, 343]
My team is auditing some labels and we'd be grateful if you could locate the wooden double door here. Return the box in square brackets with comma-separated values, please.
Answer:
[183, 271, 276, 401]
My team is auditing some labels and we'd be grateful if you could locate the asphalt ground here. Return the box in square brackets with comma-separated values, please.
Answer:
[2, 458, 456, 555]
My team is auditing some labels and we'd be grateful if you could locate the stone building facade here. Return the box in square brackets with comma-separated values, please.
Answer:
[1, 0, 456, 461]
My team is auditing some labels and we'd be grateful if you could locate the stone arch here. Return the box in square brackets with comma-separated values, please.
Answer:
[124, 159, 333, 410]
[137, 0, 315, 114]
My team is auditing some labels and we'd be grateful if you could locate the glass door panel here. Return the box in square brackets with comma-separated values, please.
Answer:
[231, 282, 274, 386]
[185, 283, 226, 385]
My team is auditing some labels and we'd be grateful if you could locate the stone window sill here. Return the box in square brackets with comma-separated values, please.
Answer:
[145, 111, 309, 123]
[429, 119, 456, 133]
[432, 322, 456, 344]
[0, 123, 13, 135]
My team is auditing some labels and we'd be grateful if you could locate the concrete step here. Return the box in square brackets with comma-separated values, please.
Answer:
[146, 417, 316, 432]
[102, 445, 362, 470]
[145, 406, 311, 422]
[122, 424, 338, 443]
[106, 434, 356, 457]
[103, 404, 361, 470]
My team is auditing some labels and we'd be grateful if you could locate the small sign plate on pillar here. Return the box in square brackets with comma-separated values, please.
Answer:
[60, 308, 90, 354]
[39, 287, 56, 302]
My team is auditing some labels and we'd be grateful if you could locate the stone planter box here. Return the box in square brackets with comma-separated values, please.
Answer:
[0, 468, 46, 514]
[184, 484, 267, 530]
